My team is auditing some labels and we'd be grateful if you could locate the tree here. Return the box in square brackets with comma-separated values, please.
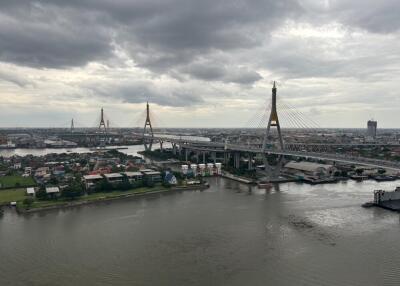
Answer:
[95, 178, 113, 192]
[23, 197, 34, 208]
[62, 180, 84, 200]
[333, 171, 341, 177]
[35, 189, 47, 200]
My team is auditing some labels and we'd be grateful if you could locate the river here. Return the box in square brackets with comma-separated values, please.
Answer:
[0, 145, 160, 158]
[1, 177, 400, 285]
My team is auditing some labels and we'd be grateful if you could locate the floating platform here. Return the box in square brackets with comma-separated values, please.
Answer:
[376, 200, 400, 211]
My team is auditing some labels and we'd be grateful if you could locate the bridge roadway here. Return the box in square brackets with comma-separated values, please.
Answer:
[141, 134, 400, 171]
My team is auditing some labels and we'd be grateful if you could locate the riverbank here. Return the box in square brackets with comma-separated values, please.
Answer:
[15, 184, 209, 214]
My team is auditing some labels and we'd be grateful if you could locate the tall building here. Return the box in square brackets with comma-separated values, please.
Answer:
[367, 120, 377, 138]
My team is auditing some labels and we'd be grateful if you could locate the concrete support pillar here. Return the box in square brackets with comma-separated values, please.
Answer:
[248, 153, 253, 170]
[160, 141, 163, 152]
[234, 152, 240, 169]
[196, 151, 199, 163]
[172, 143, 177, 155]
[185, 148, 188, 162]
[211, 152, 217, 164]
[202, 152, 206, 164]
[224, 152, 229, 165]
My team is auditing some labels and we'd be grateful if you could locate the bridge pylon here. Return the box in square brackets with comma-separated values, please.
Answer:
[262, 81, 284, 151]
[143, 102, 154, 151]
[70, 118, 74, 133]
[98, 108, 108, 146]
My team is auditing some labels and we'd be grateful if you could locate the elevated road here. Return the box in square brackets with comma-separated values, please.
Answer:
[138, 133, 400, 171]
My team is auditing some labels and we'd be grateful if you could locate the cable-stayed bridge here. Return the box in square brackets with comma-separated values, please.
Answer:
[136, 83, 400, 172]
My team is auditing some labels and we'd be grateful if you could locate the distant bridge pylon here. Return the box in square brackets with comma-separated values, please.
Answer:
[143, 102, 154, 151]
[98, 107, 108, 146]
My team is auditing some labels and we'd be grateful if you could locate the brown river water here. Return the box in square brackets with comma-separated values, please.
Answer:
[1, 177, 400, 285]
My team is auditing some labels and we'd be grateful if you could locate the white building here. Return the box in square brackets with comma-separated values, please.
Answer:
[198, 164, 206, 176]
[26, 187, 35, 196]
[181, 165, 188, 175]
[215, 163, 222, 175]
[207, 163, 215, 175]
[190, 164, 197, 176]
[45, 187, 60, 196]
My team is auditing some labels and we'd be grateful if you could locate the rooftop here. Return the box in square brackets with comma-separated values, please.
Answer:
[45, 187, 60, 194]
[104, 173, 124, 178]
[123, 172, 143, 177]
[83, 174, 103, 180]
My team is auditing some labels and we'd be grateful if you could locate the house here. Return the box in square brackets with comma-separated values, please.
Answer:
[13, 162, 22, 170]
[53, 165, 65, 176]
[35, 167, 50, 178]
[164, 171, 177, 185]
[24, 167, 32, 175]
[140, 169, 162, 183]
[83, 174, 104, 189]
[45, 187, 60, 197]
[104, 173, 124, 184]
[123, 172, 143, 183]
[26, 187, 36, 196]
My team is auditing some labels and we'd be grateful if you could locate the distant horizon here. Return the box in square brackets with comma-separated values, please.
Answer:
[0, 126, 399, 131]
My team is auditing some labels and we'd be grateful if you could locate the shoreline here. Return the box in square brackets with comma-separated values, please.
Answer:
[16, 184, 208, 214]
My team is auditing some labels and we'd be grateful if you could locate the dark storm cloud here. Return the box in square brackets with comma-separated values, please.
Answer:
[0, 1, 114, 68]
[0, 0, 302, 70]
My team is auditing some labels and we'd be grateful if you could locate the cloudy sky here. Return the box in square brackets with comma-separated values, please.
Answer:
[0, 0, 399, 128]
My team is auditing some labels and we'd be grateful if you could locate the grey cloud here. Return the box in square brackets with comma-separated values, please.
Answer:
[83, 80, 203, 107]
[0, 70, 32, 87]
[0, 0, 302, 70]
[0, 2, 113, 68]
[329, 0, 400, 33]
[179, 62, 262, 84]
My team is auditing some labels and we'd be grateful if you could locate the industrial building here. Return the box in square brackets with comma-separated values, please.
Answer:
[284, 161, 336, 178]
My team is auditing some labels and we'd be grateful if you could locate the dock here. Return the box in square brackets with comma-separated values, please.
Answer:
[221, 173, 255, 184]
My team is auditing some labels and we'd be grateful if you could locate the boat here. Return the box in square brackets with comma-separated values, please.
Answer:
[361, 202, 375, 208]
[374, 175, 396, 182]
[350, 174, 369, 181]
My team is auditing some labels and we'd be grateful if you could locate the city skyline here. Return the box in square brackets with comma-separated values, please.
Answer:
[1, 0, 400, 128]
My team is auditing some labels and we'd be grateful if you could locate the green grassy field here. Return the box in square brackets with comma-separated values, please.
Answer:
[0, 189, 27, 204]
[0, 176, 36, 189]
[21, 186, 169, 210]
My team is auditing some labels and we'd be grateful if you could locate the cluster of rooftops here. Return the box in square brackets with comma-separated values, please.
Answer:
[84, 169, 161, 181]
